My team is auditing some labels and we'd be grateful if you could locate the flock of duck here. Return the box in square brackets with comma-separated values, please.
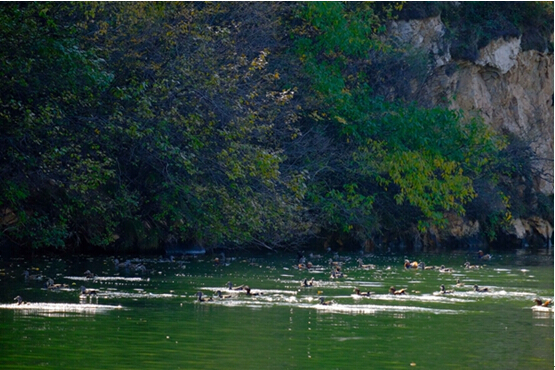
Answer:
[8, 251, 553, 311]
[192, 251, 552, 310]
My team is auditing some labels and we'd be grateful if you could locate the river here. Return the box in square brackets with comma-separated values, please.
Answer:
[0, 252, 552, 369]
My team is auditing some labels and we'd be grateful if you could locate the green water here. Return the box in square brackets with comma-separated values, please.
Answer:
[0, 253, 552, 369]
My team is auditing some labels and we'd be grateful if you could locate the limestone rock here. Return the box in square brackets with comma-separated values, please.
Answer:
[475, 36, 521, 74]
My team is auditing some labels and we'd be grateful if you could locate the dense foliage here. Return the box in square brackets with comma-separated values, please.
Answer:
[0, 2, 552, 253]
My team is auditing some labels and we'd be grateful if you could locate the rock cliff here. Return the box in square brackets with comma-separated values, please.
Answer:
[389, 16, 553, 253]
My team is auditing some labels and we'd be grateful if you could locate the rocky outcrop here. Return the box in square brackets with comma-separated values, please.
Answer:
[389, 15, 554, 252]
[397, 17, 553, 194]
[475, 36, 521, 74]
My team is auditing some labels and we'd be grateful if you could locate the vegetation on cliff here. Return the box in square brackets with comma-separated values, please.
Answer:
[0, 2, 552, 254]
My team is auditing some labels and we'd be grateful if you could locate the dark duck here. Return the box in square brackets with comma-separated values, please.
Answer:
[13, 295, 29, 305]
[438, 284, 454, 294]
[389, 286, 407, 295]
[80, 286, 99, 296]
[301, 278, 315, 287]
[354, 288, 372, 296]
[196, 291, 213, 302]
[244, 286, 263, 296]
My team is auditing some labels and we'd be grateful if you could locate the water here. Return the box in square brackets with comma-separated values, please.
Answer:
[0, 253, 552, 369]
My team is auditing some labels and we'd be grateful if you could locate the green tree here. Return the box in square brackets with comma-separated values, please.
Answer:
[291, 2, 505, 243]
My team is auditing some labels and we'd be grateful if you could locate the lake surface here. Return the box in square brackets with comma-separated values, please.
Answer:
[0, 252, 552, 369]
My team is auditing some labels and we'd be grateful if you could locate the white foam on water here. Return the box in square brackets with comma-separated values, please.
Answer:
[64, 276, 148, 282]
[190, 294, 465, 315]
[100, 291, 176, 299]
[531, 306, 553, 312]
[364, 293, 472, 304]
[0, 302, 123, 314]
[200, 287, 298, 295]
[303, 302, 463, 315]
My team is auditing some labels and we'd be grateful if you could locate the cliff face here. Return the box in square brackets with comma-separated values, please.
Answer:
[389, 16, 554, 252]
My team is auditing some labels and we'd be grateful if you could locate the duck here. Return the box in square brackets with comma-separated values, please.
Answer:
[534, 298, 552, 307]
[319, 297, 333, 305]
[473, 284, 489, 293]
[455, 279, 465, 287]
[439, 265, 454, 273]
[226, 281, 245, 291]
[134, 264, 149, 274]
[309, 252, 323, 259]
[404, 260, 418, 269]
[23, 270, 43, 281]
[13, 295, 29, 305]
[478, 250, 492, 260]
[196, 291, 213, 302]
[80, 286, 99, 296]
[297, 250, 306, 263]
[353, 288, 372, 296]
[389, 286, 407, 295]
[464, 261, 481, 269]
[301, 277, 315, 287]
[244, 286, 263, 296]
[330, 269, 344, 279]
[357, 258, 376, 270]
[438, 284, 454, 294]
[83, 270, 96, 279]
[328, 258, 342, 268]
[45, 278, 68, 290]
[215, 290, 232, 299]
[417, 262, 437, 270]
[114, 258, 129, 269]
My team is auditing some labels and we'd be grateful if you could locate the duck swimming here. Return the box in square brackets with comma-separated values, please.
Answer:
[319, 297, 333, 305]
[216, 290, 232, 299]
[196, 291, 213, 302]
[464, 262, 480, 269]
[45, 278, 68, 290]
[354, 288, 372, 296]
[23, 270, 43, 281]
[534, 298, 552, 307]
[301, 277, 315, 287]
[13, 295, 28, 305]
[330, 269, 344, 279]
[357, 258, 376, 270]
[80, 286, 99, 296]
[389, 286, 407, 295]
[478, 250, 492, 260]
[417, 262, 437, 270]
[439, 265, 454, 273]
[244, 286, 263, 296]
[84, 270, 96, 279]
[438, 284, 454, 294]
[404, 260, 418, 269]
[473, 284, 489, 293]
